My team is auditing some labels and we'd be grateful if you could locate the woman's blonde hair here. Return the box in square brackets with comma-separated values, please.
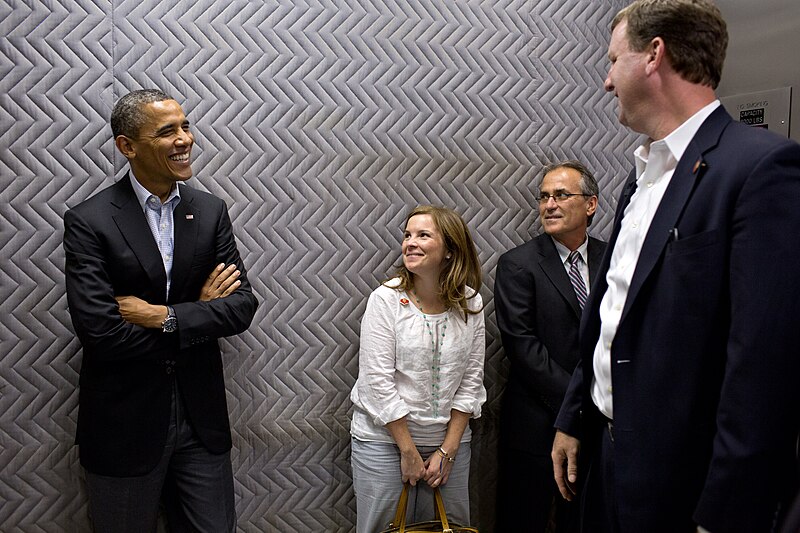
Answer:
[390, 205, 482, 320]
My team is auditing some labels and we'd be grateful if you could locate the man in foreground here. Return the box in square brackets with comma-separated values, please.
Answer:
[552, 1, 800, 532]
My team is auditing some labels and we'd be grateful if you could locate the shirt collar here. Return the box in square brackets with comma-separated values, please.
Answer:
[634, 100, 720, 177]
[129, 172, 181, 211]
[551, 234, 589, 265]
[663, 99, 720, 163]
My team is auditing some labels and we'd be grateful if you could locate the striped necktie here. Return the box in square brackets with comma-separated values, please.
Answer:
[567, 250, 588, 310]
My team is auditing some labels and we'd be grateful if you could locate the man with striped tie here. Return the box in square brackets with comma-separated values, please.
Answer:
[494, 160, 606, 533]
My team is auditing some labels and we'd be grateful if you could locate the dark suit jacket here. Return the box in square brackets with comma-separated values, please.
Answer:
[496, 233, 606, 454]
[556, 106, 800, 533]
[64, 175, 258, 477]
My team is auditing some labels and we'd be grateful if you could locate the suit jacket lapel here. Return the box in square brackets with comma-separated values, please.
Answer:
[111, 176, 167, 300]
[621, 107, 728, 321]
[595, 171, 637, 298]
[615, 174, 639, 227]
[587, 237, 604, 286]
[170, 186, 198, 302]
[580, 171, 636, 350]
[539, 235, 581, 317]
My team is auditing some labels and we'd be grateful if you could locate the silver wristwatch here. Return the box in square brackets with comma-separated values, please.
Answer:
[161, 306, 177, 333]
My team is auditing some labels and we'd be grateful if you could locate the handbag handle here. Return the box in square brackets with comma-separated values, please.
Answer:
[389, 482, 453, 533]
[389, 483, 410, 528]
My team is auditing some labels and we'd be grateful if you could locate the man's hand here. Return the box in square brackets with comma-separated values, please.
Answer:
[552, 429, 581, 501]
[116, 296, 167, 329]
[200, 263, 240, 301]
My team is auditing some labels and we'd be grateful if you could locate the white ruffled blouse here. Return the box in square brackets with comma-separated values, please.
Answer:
[350, 278, 486, 446]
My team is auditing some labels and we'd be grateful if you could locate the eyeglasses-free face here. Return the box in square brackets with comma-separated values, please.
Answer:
[402, 214, 449, 280]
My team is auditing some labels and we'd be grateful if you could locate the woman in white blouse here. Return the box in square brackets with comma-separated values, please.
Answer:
[350, 205, 486, 532]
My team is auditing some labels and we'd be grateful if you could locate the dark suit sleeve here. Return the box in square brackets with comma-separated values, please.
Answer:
[554, 359, 584, 437]
[694, 139, 800, 531]
[495, 251, 573, 415]
[64, 207, 169, 360]
[172, 200, 257, 350]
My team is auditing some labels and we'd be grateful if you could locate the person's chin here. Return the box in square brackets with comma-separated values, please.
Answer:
[173, 170, 193, 182]
[542, 221, 561, 234]
[405, 263, 430, 277]
[167, 160, 193, 180]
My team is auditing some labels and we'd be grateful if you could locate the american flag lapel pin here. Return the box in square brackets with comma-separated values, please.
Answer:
[185, 214, 194, 220]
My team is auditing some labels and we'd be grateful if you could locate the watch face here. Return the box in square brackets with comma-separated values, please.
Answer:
[162, 316, 177, 333]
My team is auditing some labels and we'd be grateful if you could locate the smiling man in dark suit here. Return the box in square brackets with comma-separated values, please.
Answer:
[64, 89, 258, 532]
[551, 2, 800, 532]
[495, 160, 606, 532]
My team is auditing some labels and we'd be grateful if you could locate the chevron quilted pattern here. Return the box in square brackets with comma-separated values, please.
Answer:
[0, 0, 636, 531]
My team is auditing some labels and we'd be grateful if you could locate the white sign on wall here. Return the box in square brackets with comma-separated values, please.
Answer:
[719, 87, 792, 138]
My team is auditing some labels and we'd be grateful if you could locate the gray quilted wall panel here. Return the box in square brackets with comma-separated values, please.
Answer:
[0, 0, 637, 531]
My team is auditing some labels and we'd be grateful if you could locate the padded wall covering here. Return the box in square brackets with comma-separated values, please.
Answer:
[0, 0, 637, 531]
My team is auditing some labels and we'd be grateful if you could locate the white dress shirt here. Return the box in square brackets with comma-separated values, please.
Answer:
[591, 100, 720, 419]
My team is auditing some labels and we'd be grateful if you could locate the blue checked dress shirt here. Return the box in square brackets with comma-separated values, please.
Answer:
[144, 190, 180, 297]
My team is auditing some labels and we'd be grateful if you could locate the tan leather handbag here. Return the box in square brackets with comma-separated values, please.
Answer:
[376, 483, 479, 533]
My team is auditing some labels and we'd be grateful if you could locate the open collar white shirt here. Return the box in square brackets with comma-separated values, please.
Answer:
[591, 100, 720, 419]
